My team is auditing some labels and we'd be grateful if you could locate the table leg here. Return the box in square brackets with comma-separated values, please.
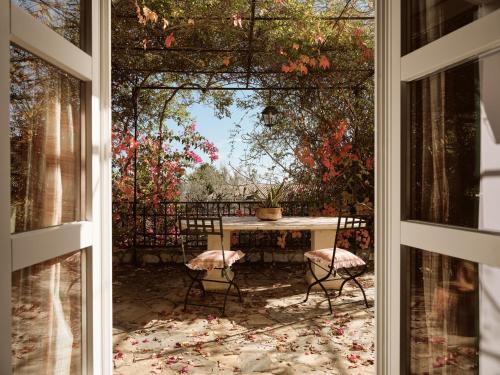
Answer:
[204, 231, 233, 291]
[307, 229, 343, 289]
[311, 229, 335, 250]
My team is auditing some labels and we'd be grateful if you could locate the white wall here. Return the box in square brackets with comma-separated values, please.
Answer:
[479, 51, 500, 375]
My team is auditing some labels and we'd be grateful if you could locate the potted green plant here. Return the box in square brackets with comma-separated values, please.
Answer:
[255, 181, 286, 221]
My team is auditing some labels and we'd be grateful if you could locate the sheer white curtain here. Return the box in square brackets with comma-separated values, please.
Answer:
[41, 76, 63, 227]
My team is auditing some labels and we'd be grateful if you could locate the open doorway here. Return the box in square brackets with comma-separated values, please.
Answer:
[110, 1, 375, 373]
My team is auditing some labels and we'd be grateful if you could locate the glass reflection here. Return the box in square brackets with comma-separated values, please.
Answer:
[408, 248, 478, 374]
[10, 45, 82, 233]
[408, 51, 500, 233]
[11, 250, 84, 374]
[403, 0, 500, 54]
[12, 0, 82, 47]
[406, 247, 500, 374]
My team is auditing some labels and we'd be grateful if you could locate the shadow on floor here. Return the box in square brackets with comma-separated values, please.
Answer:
[113, 263, 375, 375]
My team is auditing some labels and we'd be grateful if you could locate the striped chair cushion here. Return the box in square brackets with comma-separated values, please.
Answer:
[304, 248, 365, 270]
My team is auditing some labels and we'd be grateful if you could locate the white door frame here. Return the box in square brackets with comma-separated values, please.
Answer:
[376, 1, 500, 373]
[0, 1, 112, 373]
[375, 0, 402, 372]
[0, 0, 12, 373]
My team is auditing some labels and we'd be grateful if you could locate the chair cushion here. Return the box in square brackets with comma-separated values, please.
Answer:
[186, 250, 245, 271]
[304, 248, 365, 270]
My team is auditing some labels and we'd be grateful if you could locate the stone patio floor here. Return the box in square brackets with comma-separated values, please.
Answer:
[113, 263, 375, 374]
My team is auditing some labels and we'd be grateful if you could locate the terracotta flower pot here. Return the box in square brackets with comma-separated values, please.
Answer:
[256, 207, 282, 221]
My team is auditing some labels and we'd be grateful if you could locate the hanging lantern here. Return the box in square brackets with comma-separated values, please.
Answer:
[261, 105, 279, 127]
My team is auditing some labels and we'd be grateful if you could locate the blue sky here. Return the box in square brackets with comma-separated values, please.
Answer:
[189, 92, 260, 169]
[185, 91, 288, 182]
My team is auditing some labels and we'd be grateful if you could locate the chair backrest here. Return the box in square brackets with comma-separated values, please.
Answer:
[330, 213, 372, 269]
[177, 216, 224, 264]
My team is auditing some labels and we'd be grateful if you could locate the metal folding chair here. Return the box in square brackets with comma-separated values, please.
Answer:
[178, 216, 244, 315]
[303, 214, 371, 314]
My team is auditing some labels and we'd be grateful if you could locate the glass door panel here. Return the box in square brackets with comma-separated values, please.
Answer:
[405, 246, 479, 374]
[404, 246, 500, 374]
[11, 0, 82, 48]
[406, 50, 500, 233]
[396, 2, 500, 374]
[3, 0, 110, 372]
[10, 44, 83, 233]
[403, 0, 500, 54]
[11, 249, 87, 374]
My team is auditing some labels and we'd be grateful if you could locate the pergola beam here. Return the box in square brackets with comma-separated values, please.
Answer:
[130, 68, 374, 74]
[245, 0, 257, 88]
[139, 85, 362, 91]
[115, 14, 374, 22]
[116, 46, 357, 53]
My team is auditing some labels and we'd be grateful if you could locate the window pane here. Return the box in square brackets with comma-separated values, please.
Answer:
[405, 247, 500, 374]
[407, 51, 500, 233]
[10, 45, 83, 233]
[403, 0, 500, 54]
[12, 0, 82, 48]
[12, 250, 85, 374]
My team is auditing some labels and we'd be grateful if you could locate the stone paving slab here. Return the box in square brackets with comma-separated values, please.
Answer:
[113, 263, 375, 374]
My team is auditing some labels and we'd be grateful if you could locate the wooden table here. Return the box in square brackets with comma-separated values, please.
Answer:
[204, 216, 350, 290]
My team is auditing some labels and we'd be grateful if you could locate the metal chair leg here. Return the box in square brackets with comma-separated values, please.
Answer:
[222, 282, 234, 316]
[303, 280, 319, 303]
[303, 261, 320, 303]
[232, 282, 243, 303]
[304, 260, 334, 313]
[183, 267, 243, 315]
[183, 277, 197, 311]
[344, 266, 370, 308]
[196, 279, 206, 298]
[338, 277, 350, 296]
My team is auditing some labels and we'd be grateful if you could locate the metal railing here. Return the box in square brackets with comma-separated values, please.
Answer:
[113, 200, 317, 249]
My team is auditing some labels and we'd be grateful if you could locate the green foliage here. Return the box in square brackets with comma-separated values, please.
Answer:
[256, 181, 287, 208]
[112, 0, 374, 213]
[181, 164, 246, 201]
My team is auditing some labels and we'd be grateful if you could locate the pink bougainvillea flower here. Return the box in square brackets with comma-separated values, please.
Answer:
[319, 55, 330, 70]
[232, 14, 242, 27]
[165, 32, 175, 48]
[185, 150, 202, 164]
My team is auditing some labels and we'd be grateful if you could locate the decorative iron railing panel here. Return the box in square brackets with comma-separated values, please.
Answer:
[113, 200, 316, 250]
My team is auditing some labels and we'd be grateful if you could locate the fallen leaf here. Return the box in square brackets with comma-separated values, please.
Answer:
[347, 353, 360, 363]
[332, 327, 344, 336]
[113, 351, 124, 360]
[351, 342, 365, 351]
[166, 356, 179, 364]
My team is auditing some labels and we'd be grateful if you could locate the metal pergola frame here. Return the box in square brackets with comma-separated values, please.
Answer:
[112, 0, 375, 257]
[113, 0, 374, 90]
